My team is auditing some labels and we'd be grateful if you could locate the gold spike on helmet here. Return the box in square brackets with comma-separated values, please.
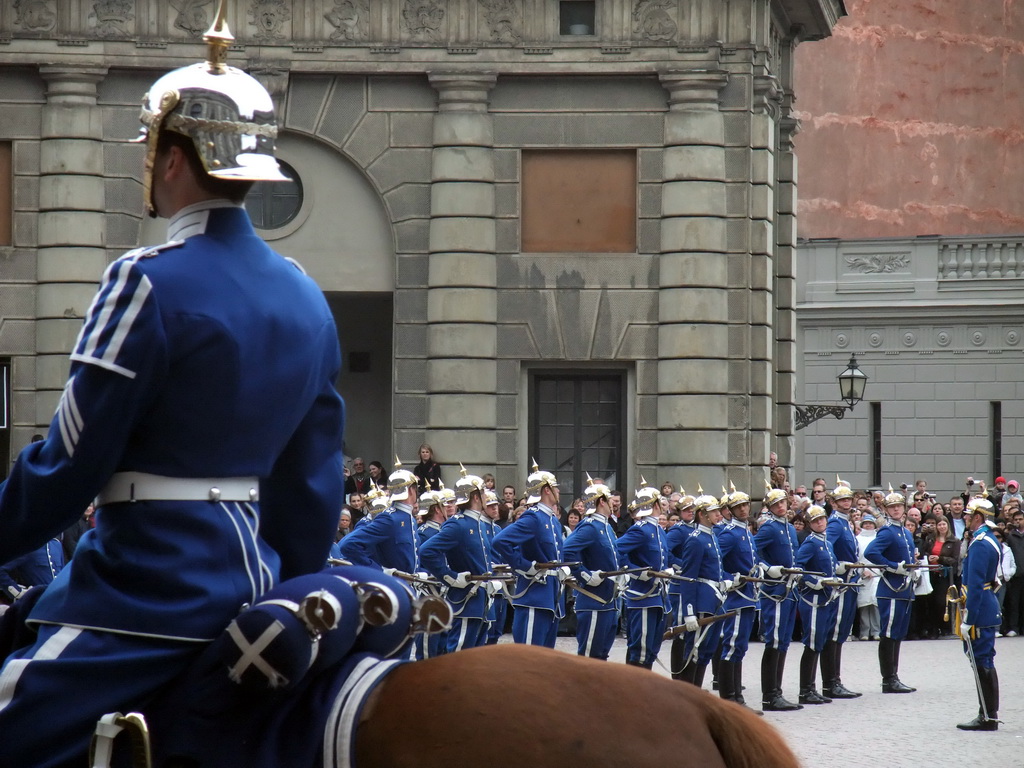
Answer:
[134, 0, 288, 216]
[727, 480, 750, 508]
[764, 480, 787, 508]
[525, 458, 558, 505]
[832, 475, 854, 500]
[676, 486, 696, 512]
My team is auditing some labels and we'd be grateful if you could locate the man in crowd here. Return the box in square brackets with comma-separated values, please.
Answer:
[491, 462, 566, 647]
[1000, 509, 1024, 638]
[344, 457, 372, 499]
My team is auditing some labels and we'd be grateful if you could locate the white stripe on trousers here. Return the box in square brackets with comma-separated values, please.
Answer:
[0, 626, 82, 714]
[721, 613, 742, 661]
[883, 598, 897, 637]
[581, 610, 599, 656]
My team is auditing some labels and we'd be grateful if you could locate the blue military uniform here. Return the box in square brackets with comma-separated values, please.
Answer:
[822, 501, 863, 698]
[415, 516, 447, 659]
[796, 531, 839, 654]
[480, 509, 509, 645]
[564, 511, 621, 660]
[717, 515, 760, 706]
[338, 502, 420, 576]
[677, 523, 725, 671]
[864, 502, 918, 693]
[0, 202, 345, 767]
[490, 503, 565, 647]
[419, 509, 493, 653]
[0, 537, 65, 603]
[616, 512, 670, 669]
[957, 516, 1002, 730]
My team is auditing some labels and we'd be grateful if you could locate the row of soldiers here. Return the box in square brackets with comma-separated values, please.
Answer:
[334, 460, 1003, 730]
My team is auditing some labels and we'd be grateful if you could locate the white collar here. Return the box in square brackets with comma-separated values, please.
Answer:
[166, 199, 241, 241]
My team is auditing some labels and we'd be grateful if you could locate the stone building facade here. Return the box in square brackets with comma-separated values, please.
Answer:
[0, 0, 845, 495]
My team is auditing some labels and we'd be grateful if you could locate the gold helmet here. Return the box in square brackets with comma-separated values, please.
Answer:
[832, 475, 854, 500]
[454, 463, 485, 506]
[967, 497, 997, 527]
[676, 487, 696, 512]
[438, 481, 457, 506]
[365, 485, 390, 513]
[719, 486, 731, 509]
[418, 488, 444, 516]
[525, 458, 558, 505]
[387, 456, 419, 504]
[134, 1, 288, 215]
[806, 504, 828, 522]
[727, 481, 750, 508]
[694, 489, 721, 516]
[484, 489, 500, 508]
[882, 484, 905, 508]
[628, 477, 660, 518]
[581, 473, 612, 511]
[764, 481, 788, 508]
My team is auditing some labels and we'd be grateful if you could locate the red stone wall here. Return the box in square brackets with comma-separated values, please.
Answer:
[793, 0, 1024, 238]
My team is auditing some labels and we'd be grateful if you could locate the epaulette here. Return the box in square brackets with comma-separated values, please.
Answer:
[123, 240, 185, 261]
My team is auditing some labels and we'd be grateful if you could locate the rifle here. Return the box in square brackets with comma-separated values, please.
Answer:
[663, 610, 739, 641]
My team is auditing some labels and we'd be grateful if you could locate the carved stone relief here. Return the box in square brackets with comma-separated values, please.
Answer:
[632, 0, 677, 43]
[13, 0, 57, 32]
[479, 0, 521, 45]
[89, 0, 134, 38]
[844, 253, 910, 274]
[248, 0, 291, 41]
[170, 0, 214, 37]
[401, 0, 446, 44]
[324, 0, 369, 42]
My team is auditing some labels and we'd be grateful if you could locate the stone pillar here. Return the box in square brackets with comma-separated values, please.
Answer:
[35, 66, 107, 425]
[657, 70, 731, 490]
[423, 72, 498, 480]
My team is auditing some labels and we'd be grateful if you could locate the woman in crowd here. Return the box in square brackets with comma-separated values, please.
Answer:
[920, 514, 960, 638]
[856, 515, 881, 640]
[367, 460, 387, 490]
[413, 443, 441, 492]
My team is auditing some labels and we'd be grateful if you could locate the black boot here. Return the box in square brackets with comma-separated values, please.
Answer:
[761, 647, 802, 711]
[711, 653, 720, 690]
[728, 660, 763, 715]
[822, 641, 861, 698]
[879, 637, 907, 693]
[718, 658, 737, 700]
[891, 640, 916, 692]
[798, 647, 831, 704]
[691, 662, 708, 689]
[958, 667, 999, 731]
[670, 637, 687, 681]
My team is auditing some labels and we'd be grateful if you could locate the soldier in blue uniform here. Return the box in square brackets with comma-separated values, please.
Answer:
[490, 462, 566, 648]
[675, 493, 729, 687]
[754, 486, 803, 711]
[419, 467, 494, 653]
[864, 487, 918, 693]
[665, 489, 697, 680]
[481, 490, 509, 645]
[673, 491, 697, 534]
[0, 15, 346, 765]
[956, 497, 1002, 731]
[354, 486, 387, 529]
[414, 489, 448, 659]
[795, 505, 839, 705]
[717, 486, 761, 710]
[616, 481, 671, 669]
[822, 478, 862, 699]
[563, 476, 622, 660]
[0, 536, 65, 604]
[338, 460, 421, 577]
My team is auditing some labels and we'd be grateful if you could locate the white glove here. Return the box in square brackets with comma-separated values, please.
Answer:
[557, 566, 573, 583]
[486, 579, 505, 597]
[960, 622, 973, 639]
[382, 567, 397, 577]
[415, 571, 431, 582]
[835, 562, 851, 576]
[910, 569, 922, 585]
[719, 579, 735, 593]
[584, 571, 605, 587]
[891, 561, 909, 576]
[671, 564, 683, 575]
[637, 569, 654, 582]
[524, 561, 540, 576]
[444, 571, 471, 589]
[4, 585, 27, 601]
[765, 565, 784, 579]
[807, 576, 826, 590]
[684, 614, 700, 633]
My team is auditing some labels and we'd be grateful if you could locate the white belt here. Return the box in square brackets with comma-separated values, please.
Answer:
[96, 471, 259, 505]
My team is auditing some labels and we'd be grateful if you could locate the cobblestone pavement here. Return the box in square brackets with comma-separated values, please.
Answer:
[538, 633, 1024, 768]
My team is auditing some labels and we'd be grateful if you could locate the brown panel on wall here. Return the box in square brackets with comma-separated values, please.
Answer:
[0, 143, 10, 246]
[521, 149, 637, 253]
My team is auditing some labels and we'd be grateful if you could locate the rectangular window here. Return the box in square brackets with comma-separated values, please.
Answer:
[530, 371, 625, 498]
[559, 1, 595, 35]
[870, 401, 882, 487]
[521, 150, 636, 253]
[0, 142, 11, 246]
[992, 401, 1002, 481]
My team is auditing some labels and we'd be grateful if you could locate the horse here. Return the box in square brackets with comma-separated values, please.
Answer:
[355, 644, 800, 768]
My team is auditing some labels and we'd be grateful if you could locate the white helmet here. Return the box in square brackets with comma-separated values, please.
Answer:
[387, 457, 418, 504]
[628, 477, 660, 518]
[453, 463, 485, 506]
[525, 459, 558, 505]
[581, 474, 612, 512]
